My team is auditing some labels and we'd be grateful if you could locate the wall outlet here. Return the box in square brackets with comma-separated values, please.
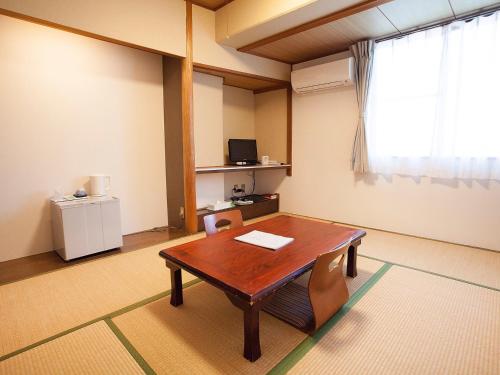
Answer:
[179, 206, 185, 219]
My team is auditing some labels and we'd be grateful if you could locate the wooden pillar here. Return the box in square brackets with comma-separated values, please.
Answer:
[182, 1, 198, 233]
[286, 85, 293, 176]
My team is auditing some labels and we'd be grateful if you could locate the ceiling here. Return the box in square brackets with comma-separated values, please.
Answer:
[238, 0, 500, 64]
[190, 0, 233, 11]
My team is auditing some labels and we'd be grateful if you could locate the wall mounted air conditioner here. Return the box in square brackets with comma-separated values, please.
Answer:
[291, 57, 354, 94]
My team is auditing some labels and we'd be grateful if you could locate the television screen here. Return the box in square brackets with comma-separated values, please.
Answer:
[228, 139, 258, 164]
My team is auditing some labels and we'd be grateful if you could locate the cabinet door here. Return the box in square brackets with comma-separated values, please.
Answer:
[85, 202, 104, 253]
[101, 199, 123, 249]
[62, 206, 88, 259]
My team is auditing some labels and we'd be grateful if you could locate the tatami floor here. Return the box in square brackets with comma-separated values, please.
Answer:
[0, 213, 499, 374]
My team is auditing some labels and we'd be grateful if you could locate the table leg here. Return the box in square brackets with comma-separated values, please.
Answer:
[243, 305, 261, 361]
[347, 242, 359, 278]
[226, 293, 264, 362]
[166, 261, 183, 306]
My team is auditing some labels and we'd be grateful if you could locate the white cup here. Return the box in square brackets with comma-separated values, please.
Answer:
[261, 155, 269, 165]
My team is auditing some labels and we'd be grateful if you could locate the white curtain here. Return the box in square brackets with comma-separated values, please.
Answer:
[366, 11, 500, 180]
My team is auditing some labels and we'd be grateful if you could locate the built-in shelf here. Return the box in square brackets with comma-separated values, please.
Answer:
[195, 164, 291, 174]
[197, 194, 280, 231]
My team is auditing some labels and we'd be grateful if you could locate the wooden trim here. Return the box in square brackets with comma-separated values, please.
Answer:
[223, 83, 255, 91]
[234, 49, 294, 64]
[0, 8, 182, 59]
[253, 86, 288, 95]
[190, 0, 234, 11]
[182, 2, 198, 234]
[193, 63, 289, 85]
[286, 86, 293, 177]
[238, 0, 392, 52]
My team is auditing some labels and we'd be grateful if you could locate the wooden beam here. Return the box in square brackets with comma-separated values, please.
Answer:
[194, 62, 290, 92]
[253, 86, 287, 95]
[182, 1, 198, 234]
[193, 63, 289, 85]
[286, 86, 293, 177]
[238, 0, 393, 53]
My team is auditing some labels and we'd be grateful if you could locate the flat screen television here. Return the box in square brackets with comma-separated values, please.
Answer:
[228, 139, 258, 164]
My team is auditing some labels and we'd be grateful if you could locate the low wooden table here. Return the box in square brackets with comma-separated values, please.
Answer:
[159, 215, 366, 361]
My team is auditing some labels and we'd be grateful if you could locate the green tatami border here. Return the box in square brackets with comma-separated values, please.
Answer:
[0, 278, 202, 362]
[105, 318, 156, 375]
[358, 254, 500, 292]
[268, 263, 393, 375]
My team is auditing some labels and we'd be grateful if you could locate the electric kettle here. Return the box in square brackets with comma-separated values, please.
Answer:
[90, 175, 111, 196]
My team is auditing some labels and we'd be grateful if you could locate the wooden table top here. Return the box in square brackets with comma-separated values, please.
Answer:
[159, 215, 366, 302]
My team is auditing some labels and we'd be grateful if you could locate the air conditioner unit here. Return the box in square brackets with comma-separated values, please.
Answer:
[291, 57, 354, 94]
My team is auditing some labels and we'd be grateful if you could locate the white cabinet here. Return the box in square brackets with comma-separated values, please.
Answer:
[51, 197, 123, 260]
[101, 199, 123, 250]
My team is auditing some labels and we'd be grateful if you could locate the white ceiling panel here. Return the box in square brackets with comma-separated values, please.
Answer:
[449, 0, 500, 15]
[379, 0, 454, 31]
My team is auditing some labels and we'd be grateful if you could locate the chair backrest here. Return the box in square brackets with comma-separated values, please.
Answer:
[204, 210, 243, 236]
[308, 241, 350, 330]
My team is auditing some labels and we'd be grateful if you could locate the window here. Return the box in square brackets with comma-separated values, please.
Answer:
[366, 11, 500, 180]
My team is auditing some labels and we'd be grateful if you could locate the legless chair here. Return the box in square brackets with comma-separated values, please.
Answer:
[204, 210, 243, 236]
[263, 241, 351, 333]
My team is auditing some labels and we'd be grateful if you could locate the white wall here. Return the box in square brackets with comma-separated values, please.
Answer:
[255, 89, 288, 163]
[0, 0, 186, 56]
[193, 72, 225, 208]
[278, 85, 500, 251]
[0, 16, 167, 261]
[223, 86, 256, 161]
[223, 86, 255, 198]
[192, 5, 291, 81]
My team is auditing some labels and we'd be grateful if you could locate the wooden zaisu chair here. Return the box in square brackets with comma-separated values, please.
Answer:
[263, 241, 351, 333]
[203, 210, 243, 236]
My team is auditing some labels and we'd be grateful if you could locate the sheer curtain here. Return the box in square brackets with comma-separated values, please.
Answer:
[366, 11, 500, 180]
